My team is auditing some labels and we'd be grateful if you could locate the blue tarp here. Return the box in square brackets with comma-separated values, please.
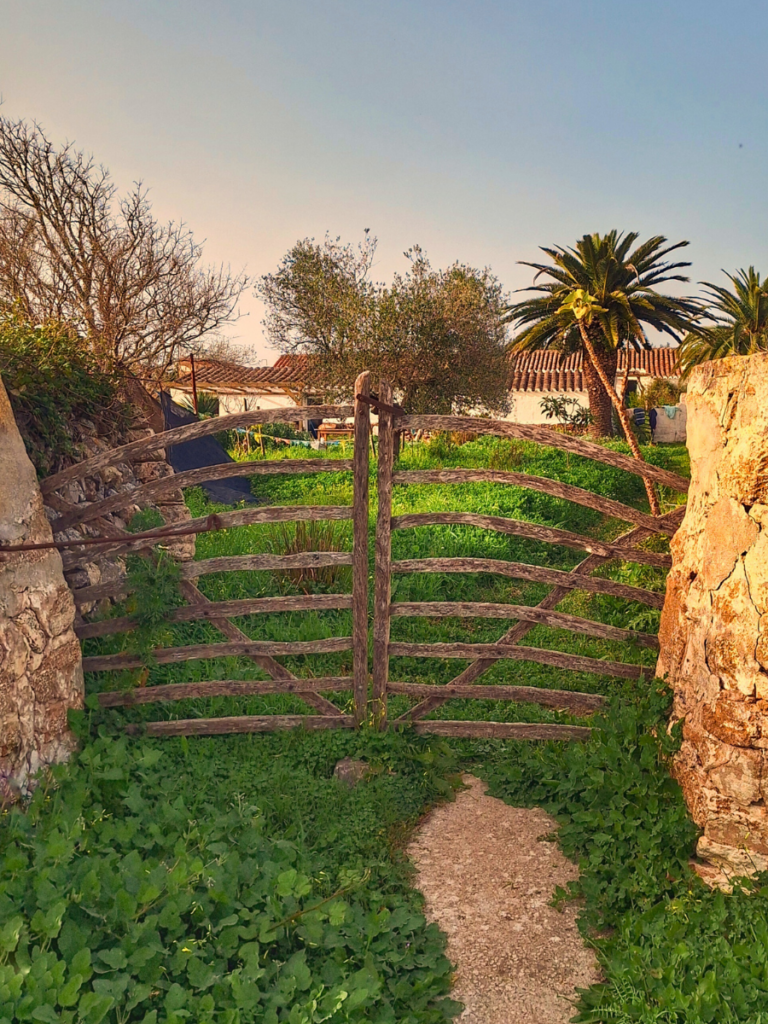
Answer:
[159, 393, 257, 506]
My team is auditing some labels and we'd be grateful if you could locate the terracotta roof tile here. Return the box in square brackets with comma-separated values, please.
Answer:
[508, 348, 681, 393]
[175, 354, 312, 390]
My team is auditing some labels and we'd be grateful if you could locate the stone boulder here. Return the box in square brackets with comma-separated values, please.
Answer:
[0, 376, 83, 800]
[658, 353, 768, 878]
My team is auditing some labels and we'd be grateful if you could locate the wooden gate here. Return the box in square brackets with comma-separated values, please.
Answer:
[33, 371, 689, 742]
[39, 373, 373, 735]
[369, 382, 688, 741]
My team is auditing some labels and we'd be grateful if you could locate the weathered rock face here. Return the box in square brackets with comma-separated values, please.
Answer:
[658, 353, 768, 876]
[0, 377, 83, 801]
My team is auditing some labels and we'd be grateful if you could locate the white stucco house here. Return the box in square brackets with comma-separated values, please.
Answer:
[505, 348, 682, 425]
[170, 355, 323, 429]
[170, 347, 685, 436]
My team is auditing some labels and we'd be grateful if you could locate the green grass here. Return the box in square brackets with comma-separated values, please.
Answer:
[14, 434, 762, 1024]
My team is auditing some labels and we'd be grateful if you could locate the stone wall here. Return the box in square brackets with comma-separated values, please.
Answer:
[0, 377, 83, 801]
[49, 386, 195, 607]
[657, 353, 768, 878]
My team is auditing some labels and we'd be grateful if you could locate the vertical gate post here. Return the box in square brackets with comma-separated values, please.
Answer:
[352, 371, 371, 725]
[372, 381, 395, 729]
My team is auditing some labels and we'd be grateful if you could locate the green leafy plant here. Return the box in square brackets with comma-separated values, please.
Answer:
[121, 551, 185, 678]
[178, 391, 220, 418]
[540, 395, 595, 432]
[0, 313, 126, 475]
[0, 729, 461, 1024]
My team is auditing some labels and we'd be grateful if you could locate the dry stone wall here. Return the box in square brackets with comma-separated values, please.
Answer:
[658, 353, 768, 878]
[50, 395, 195, 608]
[0, 377, 83, 801]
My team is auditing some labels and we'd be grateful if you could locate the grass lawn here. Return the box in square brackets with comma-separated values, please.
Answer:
[5, 435, 768, 1023]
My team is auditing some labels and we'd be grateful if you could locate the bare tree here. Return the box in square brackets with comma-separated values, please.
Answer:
[0, 117, 249, 375]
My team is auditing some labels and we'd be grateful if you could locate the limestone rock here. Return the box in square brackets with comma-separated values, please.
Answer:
[0, 376, 83, 800]
[333, 757, 370, 788]
[657, 353, 768, 878]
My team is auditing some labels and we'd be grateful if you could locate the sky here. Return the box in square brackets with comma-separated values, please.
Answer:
[1, 0, 767, 362]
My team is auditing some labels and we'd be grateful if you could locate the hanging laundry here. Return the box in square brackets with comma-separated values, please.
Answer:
[663, 405, 678, 419]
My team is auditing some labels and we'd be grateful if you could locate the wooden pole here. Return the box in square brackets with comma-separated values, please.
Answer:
[372, 380, 394, 729]
[189, 353, 199, 417]
[352, 370, 371, 725]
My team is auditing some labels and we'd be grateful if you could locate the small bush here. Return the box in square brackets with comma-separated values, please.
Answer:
[0, 313, 126, 475]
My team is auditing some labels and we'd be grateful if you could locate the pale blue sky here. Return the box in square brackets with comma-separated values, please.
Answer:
[1, 0, 766, 359]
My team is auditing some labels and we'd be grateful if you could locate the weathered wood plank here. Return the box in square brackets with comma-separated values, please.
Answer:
[392, 471, 676, 536]
[42, 405, 354, 495]
[389, 601, 659, 648]
[76, 594, 354, 639]
[372, 381, 395, 729]
[83, 636, 353, 673]
[100, 676, 355, 707]
[390, 511, 672, 567]
[55, 461, 354, 531]
[406, 720, 592, 741]
[386, 680, 605, 712]
[126, 714, 356, 737]
[181, 552, 354, 577]
[397, 415, 689, 492]
[391, 557, 664, 607]
[387, 642, 646, 678]
[352, 371, 371, 724]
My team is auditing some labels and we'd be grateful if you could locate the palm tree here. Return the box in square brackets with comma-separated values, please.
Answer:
[677, 267, 768, 378]
[504, 232, 699, 514]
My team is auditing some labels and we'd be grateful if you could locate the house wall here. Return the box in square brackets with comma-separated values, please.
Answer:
[503, 391, 590, 425]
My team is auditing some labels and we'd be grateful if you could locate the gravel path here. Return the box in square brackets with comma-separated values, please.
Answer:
[408, 774, 599, 1023]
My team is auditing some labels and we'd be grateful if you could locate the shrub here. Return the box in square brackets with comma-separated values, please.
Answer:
[0, 313, 125, 475]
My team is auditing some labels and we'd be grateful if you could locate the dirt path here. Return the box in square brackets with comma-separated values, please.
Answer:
[408, 775, 599, 1023]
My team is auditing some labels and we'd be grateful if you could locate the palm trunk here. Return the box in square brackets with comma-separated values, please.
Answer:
[578, 323, 661, 516]
[582, 347, 616, 438]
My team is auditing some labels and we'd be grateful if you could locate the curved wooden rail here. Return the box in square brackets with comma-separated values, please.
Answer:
[126, 715, 356, 737]
[77, 593, 354, 640]
[42, 405, 354, 495]
[392, 470, 677, 536]
[409, 721, 591, 741]
[55, 460, 354, 531]
[71, 549, 353, 607]
[386, 680, 605, 713]
[391, 512, 672, 567]
[83, 635, 353, 673]
[387, 642, 646, 679]
[180, 551, 353, 578]
[389, 600, 659, 648]
[397, 414, 689, 492]
[391, 557, 664, 607]
[99, 676, 355, 707]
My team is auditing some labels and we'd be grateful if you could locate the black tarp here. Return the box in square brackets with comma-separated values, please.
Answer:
[159, 392, 257, 506]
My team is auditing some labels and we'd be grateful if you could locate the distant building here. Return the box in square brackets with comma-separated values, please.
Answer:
[171, 354, 322, 429]
[506, 348, 681, 424]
